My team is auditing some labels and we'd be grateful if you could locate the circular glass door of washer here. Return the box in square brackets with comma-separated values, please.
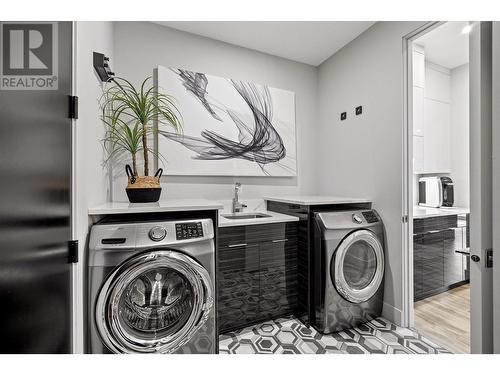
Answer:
[96, 250, 213, 353]
[331, 230, 384, 304]
[120, 268, 194, 333]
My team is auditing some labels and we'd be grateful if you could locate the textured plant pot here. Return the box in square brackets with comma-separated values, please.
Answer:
[125, 187, 162, 203]
[125, 165, 163, 203]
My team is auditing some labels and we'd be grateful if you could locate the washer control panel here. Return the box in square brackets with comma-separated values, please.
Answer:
[362, 211, 379, 223]
[176, 221, 204, 240]
[91, 219, 214, 250]
[149, 226, 167, 242]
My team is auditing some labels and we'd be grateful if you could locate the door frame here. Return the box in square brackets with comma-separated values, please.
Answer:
[401, 21, 442, 329]
[402, 21, 495, 353]
[492, 22, 500, 354]
[71, 21, 78, 354]
[469, 21, 493, 354]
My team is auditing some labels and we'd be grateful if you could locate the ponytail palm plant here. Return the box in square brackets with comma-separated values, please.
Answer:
[101, 76, 182, 177]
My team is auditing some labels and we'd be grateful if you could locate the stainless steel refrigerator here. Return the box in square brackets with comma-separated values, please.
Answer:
[0, 21, 73, 353]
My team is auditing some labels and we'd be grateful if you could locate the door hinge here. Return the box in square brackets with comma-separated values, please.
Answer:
[68, 95, 78, 119]
[68, 240, 79, 263]
[486, 248, 493, 268]
[402, 215, 408, 223]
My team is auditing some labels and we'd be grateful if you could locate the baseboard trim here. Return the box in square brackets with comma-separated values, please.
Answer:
[382, 302, 403, 326]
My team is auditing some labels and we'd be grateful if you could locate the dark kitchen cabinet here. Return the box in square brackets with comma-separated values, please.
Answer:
[414, 231, 445, 300]
[217, 222, 298, 333]
[444, 229, 466, 286]
[259, 240, 298, 321]
[217, 243, 260, 330]
[413, 214, 469, 301]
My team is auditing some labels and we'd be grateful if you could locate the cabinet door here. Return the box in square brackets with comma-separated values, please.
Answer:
[417, 231, 445, 299]
[413, 86, 424, 136]
[413, 136, 424, 174]
[413, 49, 425, 88]
[259, 239, 298, 320]
[423, 99, 451, 173]
[413, 234, 424, 300]
[217, 243, 260, 332]
[218, 222, 298, 331]
[424, 66, 451, 103]
[444, 228, 467, 285]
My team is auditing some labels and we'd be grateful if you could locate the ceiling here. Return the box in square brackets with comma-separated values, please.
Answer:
[154, 21, 375, 66]
[415, 21, 469, 69]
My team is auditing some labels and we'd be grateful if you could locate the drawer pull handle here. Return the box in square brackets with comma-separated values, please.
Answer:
[228, 243, 247, 248]
[272, 239, 288, 243]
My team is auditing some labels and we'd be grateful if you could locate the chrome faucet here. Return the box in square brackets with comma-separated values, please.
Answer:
[232, 182, 247, 213]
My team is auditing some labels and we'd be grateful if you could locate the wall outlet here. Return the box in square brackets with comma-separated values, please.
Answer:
[355, 106, 363, 115]
[340, 112, 347, 121]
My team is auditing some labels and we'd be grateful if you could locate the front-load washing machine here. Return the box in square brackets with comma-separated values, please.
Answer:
[312, 210, 385, 333]
[87, 218, 216, 354]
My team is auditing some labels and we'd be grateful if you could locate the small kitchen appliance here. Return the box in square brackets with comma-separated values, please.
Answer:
[418, 176, 454, 208]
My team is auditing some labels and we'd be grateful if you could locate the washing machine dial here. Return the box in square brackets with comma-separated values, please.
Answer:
[149, 226, 167, 241]
[352, 214, 363, 224]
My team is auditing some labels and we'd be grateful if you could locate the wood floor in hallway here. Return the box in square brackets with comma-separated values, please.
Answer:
[414, 284, 470, 353]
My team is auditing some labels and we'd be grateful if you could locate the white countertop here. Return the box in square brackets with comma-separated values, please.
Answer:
[264, 195, 371, 206]
[413, 206, 470, 219]
[218, 210, 299, 227]
[89, 199, 224, 215]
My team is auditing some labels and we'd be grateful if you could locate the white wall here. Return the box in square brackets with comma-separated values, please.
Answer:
[450, 63, 470, 208]
[317, 22, 426, 324]
[112, 22, 318, 203]
[74, 21, 113, 353]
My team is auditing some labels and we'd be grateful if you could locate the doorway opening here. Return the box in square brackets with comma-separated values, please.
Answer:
[407, 22, 471, 353]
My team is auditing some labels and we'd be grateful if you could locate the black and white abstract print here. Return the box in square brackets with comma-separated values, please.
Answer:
[157, 66, 296, 176]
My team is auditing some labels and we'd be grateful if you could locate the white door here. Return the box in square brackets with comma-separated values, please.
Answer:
[469, 21, 494, 354]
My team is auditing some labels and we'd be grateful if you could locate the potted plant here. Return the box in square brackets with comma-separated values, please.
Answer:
[101, 77, 182, 203]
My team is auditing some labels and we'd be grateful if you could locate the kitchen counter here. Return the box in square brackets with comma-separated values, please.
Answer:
[218, 210, 299, 227]
[89, 199, 224, 215]
[413, 206, 469, 219]
[264, 195, 370, 206]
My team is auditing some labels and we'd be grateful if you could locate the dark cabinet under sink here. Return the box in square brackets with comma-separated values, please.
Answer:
[259, 239, 298, 321]
[217, 222, 298, 333]
[413, 214, 469, 301]
[218, 243, 261, 328]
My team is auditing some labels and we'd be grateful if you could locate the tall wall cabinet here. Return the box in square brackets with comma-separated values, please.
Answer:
[412, 45, 451, 174]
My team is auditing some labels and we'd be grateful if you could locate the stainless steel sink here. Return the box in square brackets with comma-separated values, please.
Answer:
[221, 213, 271, 220]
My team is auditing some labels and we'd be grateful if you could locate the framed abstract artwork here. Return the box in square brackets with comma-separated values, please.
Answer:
[156, 65, 297, 176]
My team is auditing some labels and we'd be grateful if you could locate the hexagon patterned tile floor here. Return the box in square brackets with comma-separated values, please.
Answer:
[219, 316, 451, 354]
